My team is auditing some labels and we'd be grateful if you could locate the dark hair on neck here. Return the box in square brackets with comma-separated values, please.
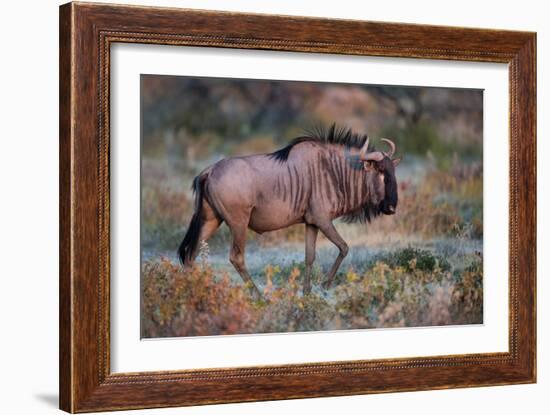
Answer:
[269, 123, 372, 162]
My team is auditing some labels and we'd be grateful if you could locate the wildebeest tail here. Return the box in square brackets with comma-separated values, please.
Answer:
[178, 174, 206, 265]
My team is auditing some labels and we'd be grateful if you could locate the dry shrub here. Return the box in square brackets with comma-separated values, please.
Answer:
[142, 250, 483, 337]
[141, 258, 257, 337]
[450, 261, 483, 324]
[142, 186, 190, 226]
[394, 178, 461, 237]
[256, 266, 335, 333]
[334, 251, 483, 329]
[384, 166, 482, 239]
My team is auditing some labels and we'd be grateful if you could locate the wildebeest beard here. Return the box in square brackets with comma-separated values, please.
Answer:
[340, 199, 382, 224]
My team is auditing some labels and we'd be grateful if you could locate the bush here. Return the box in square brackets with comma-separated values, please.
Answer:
[450, 260, 483, 324]
[141, 254, 483, 337]
[382, 247, 451, 272]
[141, 258, 258, 337]
[333, 260, 456, 329]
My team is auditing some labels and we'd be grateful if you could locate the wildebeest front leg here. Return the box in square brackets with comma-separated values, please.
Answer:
[304, 224, 319, 295]
[316, 221, 349, 289]
[228, 225, 262, 300]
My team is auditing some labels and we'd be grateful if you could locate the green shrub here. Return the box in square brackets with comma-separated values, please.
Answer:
[380, 247, 451, 272]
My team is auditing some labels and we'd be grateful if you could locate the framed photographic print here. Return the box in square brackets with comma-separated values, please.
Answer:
[59, 2, 536, 412]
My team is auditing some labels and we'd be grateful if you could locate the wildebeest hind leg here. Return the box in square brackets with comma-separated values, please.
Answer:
[316, 220, 349, 289]
[198, 200, 222, 246]
[227, 223, 262, 300]
[183, 200, 221, 267]
[196, 217, 221, 255]
[304, 224, 319, 295]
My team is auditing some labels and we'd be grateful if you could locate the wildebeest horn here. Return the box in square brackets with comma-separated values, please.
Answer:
[359, 137, 370, 159]
[363, 152, 385, 162]
[380, 138, 396, 158]
[359, 137, 385, 162]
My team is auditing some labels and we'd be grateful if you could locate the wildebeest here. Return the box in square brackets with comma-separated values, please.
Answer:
[178, 124, 401, 298]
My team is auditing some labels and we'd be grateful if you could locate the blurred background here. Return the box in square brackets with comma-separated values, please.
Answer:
[140, 74, 484, 338]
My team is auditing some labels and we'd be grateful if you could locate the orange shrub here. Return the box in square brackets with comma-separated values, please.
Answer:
[141, 258, 258, 337]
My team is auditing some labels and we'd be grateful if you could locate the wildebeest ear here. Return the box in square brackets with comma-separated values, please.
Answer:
[392, 156, 402, 166]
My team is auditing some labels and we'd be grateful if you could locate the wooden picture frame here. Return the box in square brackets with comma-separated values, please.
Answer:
[59, 2, 536, 412]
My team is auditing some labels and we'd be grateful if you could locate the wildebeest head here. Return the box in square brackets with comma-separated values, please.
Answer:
[359, 138, 402, 215]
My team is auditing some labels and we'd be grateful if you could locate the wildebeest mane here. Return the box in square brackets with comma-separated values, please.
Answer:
[270, 123, 373, 162]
